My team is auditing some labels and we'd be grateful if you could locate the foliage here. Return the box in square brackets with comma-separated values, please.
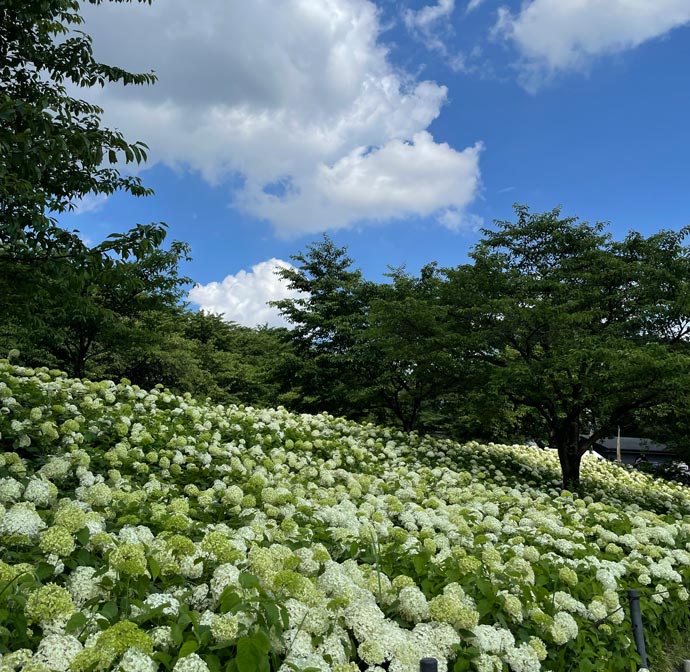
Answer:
[3, 239, 192, 378]
[272, 235, 371, 418]
[273, 240, 459, 432]
[0, 0, 155, 255]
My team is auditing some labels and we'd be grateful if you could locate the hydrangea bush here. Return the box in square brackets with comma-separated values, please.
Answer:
[1, 361, 690, 672]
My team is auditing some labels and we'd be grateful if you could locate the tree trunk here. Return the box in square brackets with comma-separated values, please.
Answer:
[554, 420, 583, 491]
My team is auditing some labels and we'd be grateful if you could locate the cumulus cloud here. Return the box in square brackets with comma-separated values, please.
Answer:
[78, 0, 482, 236]
[251, 134, 484, 233]
[494, 0, 690, 91]
[188, 259, 301, 328]
[437, 207, 483, 231]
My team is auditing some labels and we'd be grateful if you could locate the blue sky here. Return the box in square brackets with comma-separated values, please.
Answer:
[58, 0, 690, 326]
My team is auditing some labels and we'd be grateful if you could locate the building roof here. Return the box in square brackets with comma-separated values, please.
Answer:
[593, 436, 674, 456]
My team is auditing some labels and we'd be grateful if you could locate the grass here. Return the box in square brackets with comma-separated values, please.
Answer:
[652, 626, 690, 672]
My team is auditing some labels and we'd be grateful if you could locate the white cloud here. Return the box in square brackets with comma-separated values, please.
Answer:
[250, 134, 484, 233]
[466, 0, 486, 13]
[403, 0, 458, 56]
[494, 0, 690, 91]
[437, 208, 483, 231]
[404, 0, 455, 32]
[188, 259, 302, 328]
[71, 192, 109, 216]
[78, 0, 482, 235]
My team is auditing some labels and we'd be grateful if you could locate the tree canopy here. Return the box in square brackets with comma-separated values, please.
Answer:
[0, 0, 166, 269]
[444, 206, 690, 488]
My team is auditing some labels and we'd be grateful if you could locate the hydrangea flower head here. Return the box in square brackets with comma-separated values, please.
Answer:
[109, 543, 148, 577]
[25, 583, 75, 628]
[39, 526, 75, 557]
[53, 505, 87, 534]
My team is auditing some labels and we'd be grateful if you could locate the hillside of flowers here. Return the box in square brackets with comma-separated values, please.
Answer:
[1, 361, 690, 672]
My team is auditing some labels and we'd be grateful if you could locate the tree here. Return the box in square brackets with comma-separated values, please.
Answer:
[1, 0, 157, 255]
[444, 206, 690, 490]
[356, 265, 453, 432]
[274, 240, 460, 431]
[5, 239, 192, 377]
[0, 0, 199, 379]
[271, 235, 372, 417]
[1, 0, 171, 333]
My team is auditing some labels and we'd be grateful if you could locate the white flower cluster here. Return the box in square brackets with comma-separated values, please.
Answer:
[2, 361, 690, 672]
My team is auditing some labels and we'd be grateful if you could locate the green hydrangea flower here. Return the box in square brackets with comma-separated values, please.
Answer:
[99, 620, 153, 655]
[39, 526, 75, 557]
[558, 566, 578, 587]
[201, 531, 240, 563]
[109, 543, 148, 577]
[54, 505, 87, 534]
[83, 483, 113, 508]
[166, 534, 196, 558]
[428, 594, 479, 630]
[272, 570, 321, 606]
[70, 643, 117, 672]
[25, 583, 75, 625]
[210, 613, 239, 642]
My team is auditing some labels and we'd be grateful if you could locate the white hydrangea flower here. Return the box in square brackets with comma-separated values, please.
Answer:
[115, 647, 157, 672]
[172, 653, 209, 672]
[67, 566, 103, 607]
[142, 592, 180, 616]
[398, 586, 429, 623]
[210, 563, 240, 601]
[472, 625, 515, 655]
[0, 503, 46, 538]
[23, 477, 56, 507]
[0, 477, 23, 504]
[33, 634, 82, 672]
[503, 642, 541, 672]
[550, 611, 579, 645]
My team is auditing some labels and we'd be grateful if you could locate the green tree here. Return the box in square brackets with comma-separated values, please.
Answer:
[4, 239, 192, 377]
[444, 206, 690, 490]
[274, 240, 459, 431]
[0, 0, 174, 341]
[1, 0, 157, 257]
[356, 265, 453, 432]
[271, 235, 371, 417]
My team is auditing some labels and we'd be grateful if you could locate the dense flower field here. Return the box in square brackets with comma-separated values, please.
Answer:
[1, 362, 690, 672]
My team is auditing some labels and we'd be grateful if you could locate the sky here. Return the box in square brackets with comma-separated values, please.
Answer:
[57, 0, 690, 327]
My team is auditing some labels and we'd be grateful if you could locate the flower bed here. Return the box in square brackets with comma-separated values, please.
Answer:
[1, 361, 689, 672]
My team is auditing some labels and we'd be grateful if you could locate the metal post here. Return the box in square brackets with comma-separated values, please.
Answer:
[683, 660, 690, 672]
[627, 589, 648, 669]
[420, 658, 438, 672]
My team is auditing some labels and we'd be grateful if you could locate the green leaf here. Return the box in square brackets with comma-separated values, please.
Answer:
[75, 527, 90, 546]
[263, 602, 279, 627]
[65, 611, 87, 634]
[171, 624, 185, 646]
[235, 635, 267, 672]
[148, 556, 161, 581]
[153, 651, 172, 668]
[239, 573, 262, 591]
[35, 562, 54, 581]
[100, 601, 118, 622]
[178, 639, 199, 658]
[204, 654, 221, 672]
[219, 589, 242, 614]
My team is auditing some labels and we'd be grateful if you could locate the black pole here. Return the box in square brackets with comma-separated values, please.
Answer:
[628, 589, 648, 669]
[420, 659, 438, 672]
